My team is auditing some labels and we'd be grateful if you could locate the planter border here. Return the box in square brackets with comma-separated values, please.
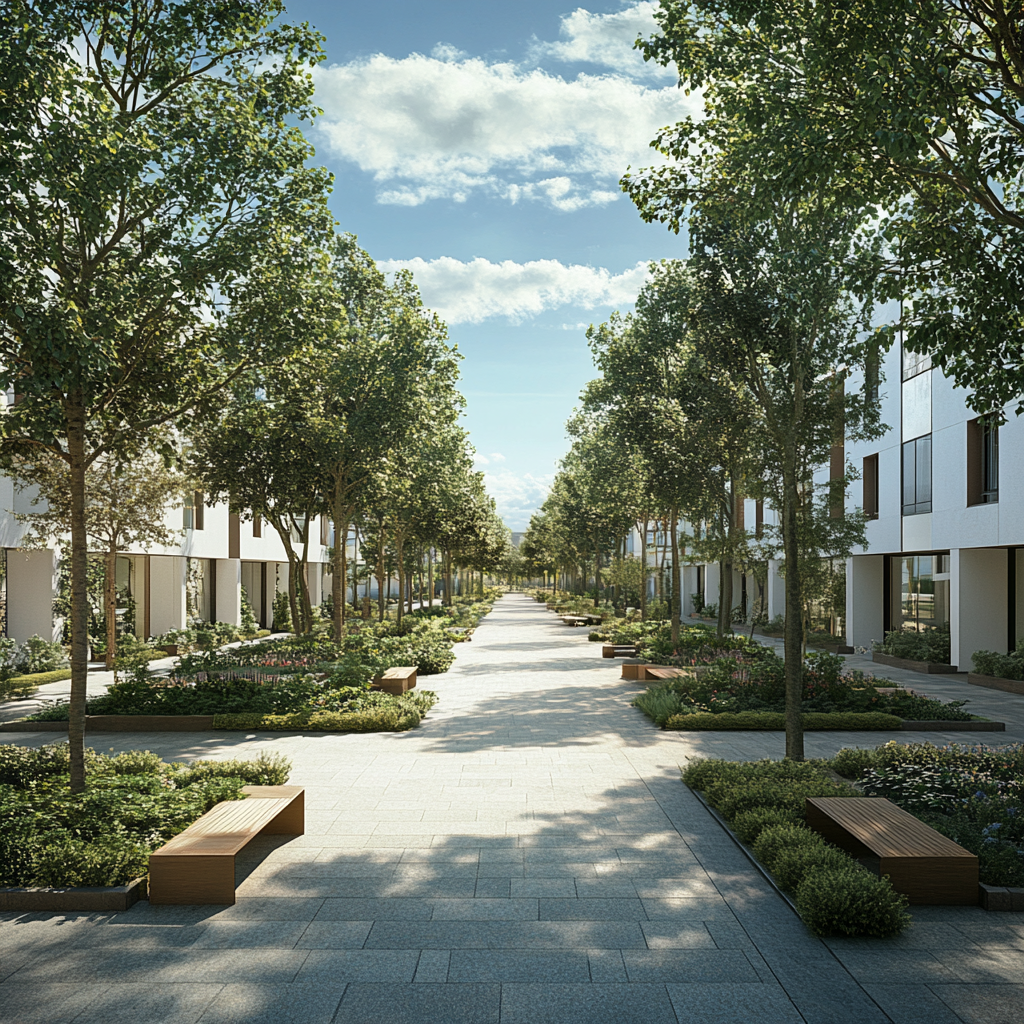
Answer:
[0, 876, 146, 912]
[0, 715, 216, 733]
[872, 652, 958, 674]
[900, 719, 1005, 732]
[967, 672, 1024, 696]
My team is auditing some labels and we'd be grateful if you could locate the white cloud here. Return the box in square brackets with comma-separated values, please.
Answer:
[531, 2, 676, 80]
[473, 453, 490, 465]
[489, 453, 507, 463]
[311, 49, 697, 208]
[483, 470, 554, 529]
[377, 256, 650, 323]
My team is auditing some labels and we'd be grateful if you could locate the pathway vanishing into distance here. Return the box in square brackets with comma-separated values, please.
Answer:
[1, 594, 1023, 1023]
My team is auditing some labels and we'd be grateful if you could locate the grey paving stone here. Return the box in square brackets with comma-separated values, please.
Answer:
[364, 921, 512, 949]
[475, 877, 512, 897]
[414, 950, 451, 983]
[69, 982, 224, 1024]
[640, 897, 733, 920]
[831, 949, 962, 985]
[640, 922, 717, 949]
[334, 983, 500, 1024]
[587, 950, 627, 983]
[665, 982, 804, 1024]
[928, 983, 1024, 1023]
[447, 949, 590, 982]
[622, 949, 761, 983]
[760, 956, 891, 1024]
[860, 984, 964, 1024]
[191, 921, 310, 949]
[499, 983, 679, 1024]
[295, 949, 419, 982]
[929, 947, 1024, 984]
[538, 898, 647, 921]
[511, 878, 577, 898]
[508, 921, 647, 949]
[312, 898, 433, 921]
[0, 982, 111, 1023]
[294, 921, 373, 949]
[430, 898, 539, 921]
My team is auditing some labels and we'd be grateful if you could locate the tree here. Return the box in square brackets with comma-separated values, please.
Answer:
[13, 451, 185, 666]
[0, 2, 333, 790]
[629, 0, 1024, 414]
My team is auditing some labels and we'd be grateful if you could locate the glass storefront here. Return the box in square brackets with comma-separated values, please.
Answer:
[891, 553, 950, 632]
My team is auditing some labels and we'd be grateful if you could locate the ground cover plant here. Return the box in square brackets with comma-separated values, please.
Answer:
[0, 743, 290, 888]
[682, 757, 910, 937]
[28, 631, 442, 732]
[873, 624, 952, 665]
[590, 620, 768, 666]
[633, 651, 972, 728]
[830, 741, 1024, 888]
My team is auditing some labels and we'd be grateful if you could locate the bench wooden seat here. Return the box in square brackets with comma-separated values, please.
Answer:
[603, 644, 638, 658]
[149, 785, 305, 905]
[372, 666, 418, 694]
[645, 667, 688, 682]
[806, 796, 978, 905]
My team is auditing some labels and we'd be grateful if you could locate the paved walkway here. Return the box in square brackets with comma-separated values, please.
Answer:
[1, 595, 1023, 1024]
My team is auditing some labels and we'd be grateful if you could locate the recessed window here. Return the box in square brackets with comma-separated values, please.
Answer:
[902, 345, 931, 382]
[967, 418, 999, 505]
[863, 454, 879, 520]
[902, 435, 932, 515]
[253, 515, 262, 538]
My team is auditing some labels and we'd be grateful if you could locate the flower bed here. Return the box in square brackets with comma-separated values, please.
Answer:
[633, 651, 974, 728]
[830, 741, 1024, 888]
[873, 624, 952, 667]
[682, 757, 910, 937]
[0, 743, 290, 891]
[25, 632, 445, 732]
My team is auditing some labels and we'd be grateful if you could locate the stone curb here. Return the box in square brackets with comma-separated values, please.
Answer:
[0, 877, 146, 912]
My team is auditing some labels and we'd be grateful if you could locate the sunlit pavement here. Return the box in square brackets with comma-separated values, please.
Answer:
[2, 594, 1022, 1024]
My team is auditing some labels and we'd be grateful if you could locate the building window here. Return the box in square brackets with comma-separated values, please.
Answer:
[891, 553, 950, 633]
[863, 454, 879, 520]
[967, 417, 998, 505]
[253, 515, 262, 538]
[902, 435, 932, 515]
[183, 493, 194, 530]
[902, 344, 931, 381]
[193, 490, 204, 531]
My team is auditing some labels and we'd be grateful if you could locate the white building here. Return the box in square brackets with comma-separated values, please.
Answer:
[0, 483, 333, 643]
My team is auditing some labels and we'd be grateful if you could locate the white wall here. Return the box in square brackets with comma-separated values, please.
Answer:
[7, 548, 59, 643]
[952, 547, 1008, 671]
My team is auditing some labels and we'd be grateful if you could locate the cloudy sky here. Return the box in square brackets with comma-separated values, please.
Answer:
[285, 0, 698, 528]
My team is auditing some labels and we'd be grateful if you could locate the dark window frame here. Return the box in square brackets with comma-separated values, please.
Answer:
[902, 434, 932, 516]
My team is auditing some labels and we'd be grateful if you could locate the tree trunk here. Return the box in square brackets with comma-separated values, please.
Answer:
[639, 518, 649, 619]
[781, 459, 805, 760]
[396, 530, 405, 627]
[331, 483, 348, 640]
[428, 547, 434, 608]
[104, 543, 117, 669]
[66, 396, 89, 792]
[669, 508, 681, 649]
[376, 524, 386, 622]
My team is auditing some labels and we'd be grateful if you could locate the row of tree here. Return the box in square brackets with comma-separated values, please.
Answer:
[528, 0, 1022, 759]
[0, 2, 509, 791]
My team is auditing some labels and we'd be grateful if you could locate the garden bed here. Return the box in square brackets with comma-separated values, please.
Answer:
[0, 743, 291, 908]
[872, 652, 958, 674]
[968, 672, 1024, 696]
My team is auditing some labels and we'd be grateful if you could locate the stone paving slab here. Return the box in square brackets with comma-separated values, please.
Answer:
[3, 594, 1024, 1023]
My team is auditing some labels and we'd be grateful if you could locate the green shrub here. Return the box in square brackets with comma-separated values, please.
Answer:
[830, 746, 886, 777]
[795, 865, 910, 937]
[972, 640, 1024, 681]
[772, 844, 855, 892]
[731, 807, 804, 843]
[170, 751, 291, 787]
[707, 778, 855, 820]
[15, 635, 69, 674]
[665, 711, 902, 730]
[28, 837, 151, 888]
[751, 823, 821, 869]
[874, 623, 950, 664]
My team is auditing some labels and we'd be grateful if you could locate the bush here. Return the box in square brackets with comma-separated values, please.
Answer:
[0, 743, 292, 888]
[751, 823, 821, 869]
[272, 591, 292, 632]
[664, 711, 902, 730]
[772, 844, 855, 893]
[12, 635, 68, 675]
[706, 778, 855, 820]
[874, 623, 951, 664]
[973, 640, 1024, 681]
[795, 865, 910, 937]
[731, 807, 804, 844]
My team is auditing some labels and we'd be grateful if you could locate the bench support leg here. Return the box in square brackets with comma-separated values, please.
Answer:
[148, 855, 237, 905]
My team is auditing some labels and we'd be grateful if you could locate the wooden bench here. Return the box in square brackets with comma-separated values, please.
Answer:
[603, 644, 638, 658]
[805, 796, 978, 905]
[149, 785, 305, 905]
[372, 666, 418, 694]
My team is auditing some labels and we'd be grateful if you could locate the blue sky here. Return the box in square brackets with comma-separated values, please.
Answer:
[282, 1, 699, 528]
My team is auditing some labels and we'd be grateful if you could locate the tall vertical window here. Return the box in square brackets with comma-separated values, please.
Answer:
[902, 345, 931, 381]
[863, 454, 879, 520]
[902, 435, 932, 515]
[193, 490, 205, 531]
[967, 418, 999, 505]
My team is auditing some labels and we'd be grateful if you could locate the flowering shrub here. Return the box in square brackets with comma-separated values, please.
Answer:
[832, 741, 1024, 887]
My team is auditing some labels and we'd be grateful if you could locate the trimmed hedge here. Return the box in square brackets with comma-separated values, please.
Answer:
[213, 691, 437, 733]
[664, 711, 903, 731]
[682, 756, 910, 937]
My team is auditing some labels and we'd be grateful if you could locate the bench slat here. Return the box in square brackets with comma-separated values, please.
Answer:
[152, 798, 292, 857]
